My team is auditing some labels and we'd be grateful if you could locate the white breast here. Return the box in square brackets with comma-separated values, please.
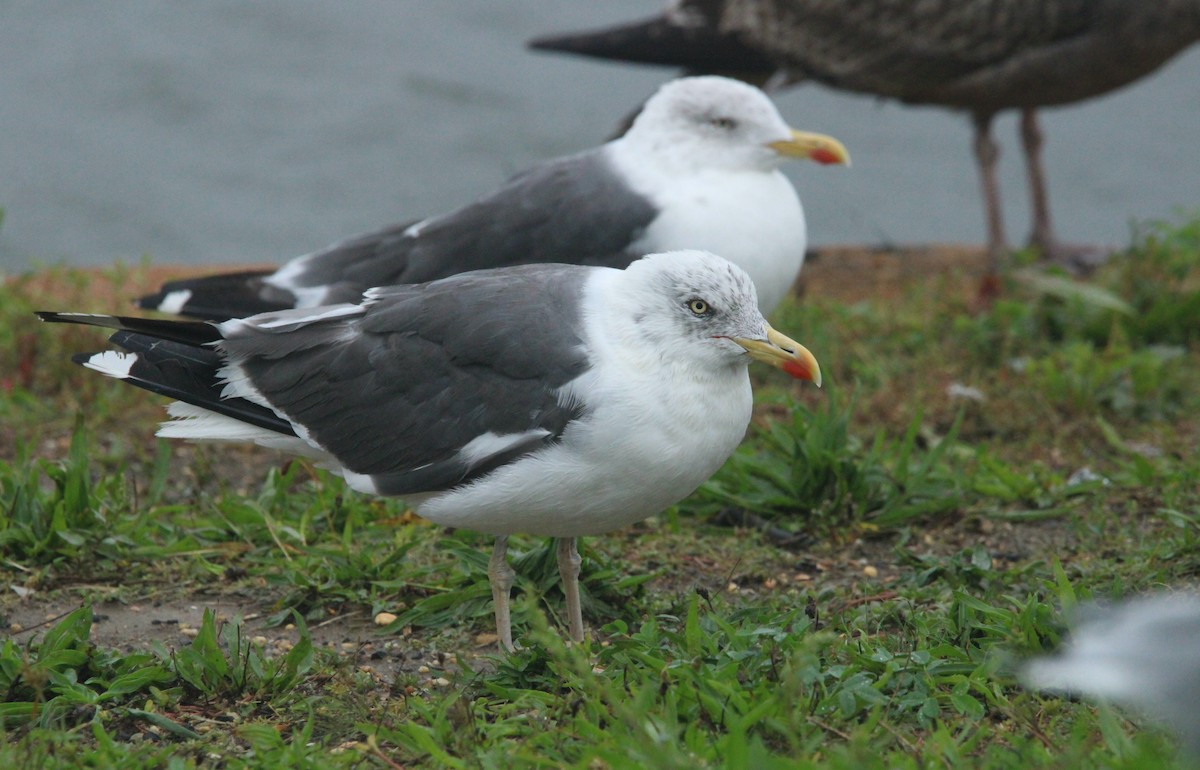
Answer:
[610, 146, 807, 316]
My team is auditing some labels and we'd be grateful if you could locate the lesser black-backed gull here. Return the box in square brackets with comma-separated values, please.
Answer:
[138, 75, 849, 321]
[44, 250, 821, 652]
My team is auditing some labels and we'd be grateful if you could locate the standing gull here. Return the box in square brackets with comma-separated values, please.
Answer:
[44, 251, 821, 652]
[531, 1, 1200, 271]
[138, 76, 849, 321]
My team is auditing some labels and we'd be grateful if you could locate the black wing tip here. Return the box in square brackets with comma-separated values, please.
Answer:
[69, 351, 97, 366]
[35, 311, 114, 326]
[135, 292, 166, 311]
[36, 310, 82, 322]
[135, 270, 296, 321]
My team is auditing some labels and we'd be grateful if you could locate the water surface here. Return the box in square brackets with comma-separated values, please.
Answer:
[1, 2, 1197, 271]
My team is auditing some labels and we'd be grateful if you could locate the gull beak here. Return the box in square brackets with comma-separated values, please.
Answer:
[734, 324, 822, 386]
[768, 129, 851, 166]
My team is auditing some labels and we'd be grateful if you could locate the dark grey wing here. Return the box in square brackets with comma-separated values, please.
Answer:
[280, 149, 658, 304]
[223, 264, 594, 496]
[134, 223, 419, 321]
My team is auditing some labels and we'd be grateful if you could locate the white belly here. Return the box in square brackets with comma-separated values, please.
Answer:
[416, 365, 754, 538]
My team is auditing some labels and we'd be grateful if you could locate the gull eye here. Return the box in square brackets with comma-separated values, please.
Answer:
[710, 116, 738, 130]
[687, 298, 710, 316]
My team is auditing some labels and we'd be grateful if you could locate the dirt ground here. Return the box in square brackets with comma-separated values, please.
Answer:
[11, 243, 989, 309]
[3, 243, 1010, 671]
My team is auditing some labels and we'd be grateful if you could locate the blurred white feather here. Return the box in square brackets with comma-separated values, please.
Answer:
[1022, 593, 1200, 757]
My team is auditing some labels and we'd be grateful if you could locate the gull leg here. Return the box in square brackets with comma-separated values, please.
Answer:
[1019, 108, 1105, 272]
[971, 111, 1008, 277]
[488, 536, 518, 653]
[556, 537, 585, 644]
[1019, 108, 1055, 255]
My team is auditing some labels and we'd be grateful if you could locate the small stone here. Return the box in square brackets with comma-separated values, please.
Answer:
[474, 632, 499, 646]
[251, 636, 268, 646]
[417, 665, 430, 674]
[863, 565, 879, 578]
[433, 677, 451, 688]
[341, 642, 356, 651]
[1067, 467, 1110, 487]
[181, 628, 199, 638]
[8, 623, 21, 633]
[726, 581, 739, 594]
[946, 382, 986, 402]
[374, 611, 398, 626]
[276, 639, 294, 652]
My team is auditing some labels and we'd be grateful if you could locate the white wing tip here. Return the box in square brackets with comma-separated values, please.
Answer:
[80, 350, 137, 379]
[156, 289, 193, 315]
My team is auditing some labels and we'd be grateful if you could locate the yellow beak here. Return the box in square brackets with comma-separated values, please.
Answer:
[768, 129, 851, 166]
[734, 324, 822, 386]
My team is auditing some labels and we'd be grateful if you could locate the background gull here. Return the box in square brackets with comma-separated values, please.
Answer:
[43, 250, 821, 652]
[138, 76, 849, 322]
[531, 0, 1200, 274]
[1022, 593, 1200, 758]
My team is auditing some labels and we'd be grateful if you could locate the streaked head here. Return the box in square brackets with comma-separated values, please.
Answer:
[617, 250, 821, 385]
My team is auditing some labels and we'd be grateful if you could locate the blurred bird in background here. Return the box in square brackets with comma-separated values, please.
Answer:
[1022, 593, 1200, 761]
[531, 0, 1200, 281]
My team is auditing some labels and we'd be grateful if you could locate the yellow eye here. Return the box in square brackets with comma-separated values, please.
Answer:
[688, 299, 710, 315]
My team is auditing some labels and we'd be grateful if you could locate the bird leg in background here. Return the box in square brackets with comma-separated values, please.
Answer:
[489, 535, 518, 652]
[1020, 109, 1055, 255]
[556, 537, 586, 643]
[972, 111, 1009, 275]
[1020, 108, 1106, 271]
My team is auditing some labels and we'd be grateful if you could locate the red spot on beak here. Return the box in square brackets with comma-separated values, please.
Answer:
[810, 148, 842, 165]
[782, 359, 816, 382]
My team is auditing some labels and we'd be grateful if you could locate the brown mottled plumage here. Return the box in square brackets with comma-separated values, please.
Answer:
[532, 1, 1200, 271]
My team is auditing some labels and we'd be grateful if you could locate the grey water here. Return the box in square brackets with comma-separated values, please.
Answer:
[1, 1, 1198, 273]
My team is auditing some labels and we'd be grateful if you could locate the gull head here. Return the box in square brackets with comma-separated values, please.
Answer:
[616, 250, 821, 385]
[624, 76, 849, 173]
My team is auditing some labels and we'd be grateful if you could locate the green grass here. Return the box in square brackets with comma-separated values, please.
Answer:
[2, 214, 1200, 767]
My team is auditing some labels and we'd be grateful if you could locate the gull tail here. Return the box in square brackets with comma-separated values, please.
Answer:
[135, 269, 297, 321]
[36, 311, 294, 436]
